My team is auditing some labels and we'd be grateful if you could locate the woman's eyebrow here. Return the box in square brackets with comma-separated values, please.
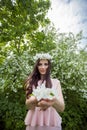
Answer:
[38, 63, 48, 65]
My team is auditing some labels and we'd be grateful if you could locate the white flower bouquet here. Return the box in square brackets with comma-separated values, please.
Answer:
[31, 83, 58, 101]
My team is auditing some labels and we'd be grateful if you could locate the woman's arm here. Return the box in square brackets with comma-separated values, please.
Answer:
[25, 80, 38, 110]
[25, 96, 38, 110]
[52, 79, 65, 112]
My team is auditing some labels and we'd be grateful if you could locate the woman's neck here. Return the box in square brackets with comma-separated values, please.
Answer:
[40, 75, 45, 81]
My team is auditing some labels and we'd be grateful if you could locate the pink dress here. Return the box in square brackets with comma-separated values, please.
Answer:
[24, 79, 62, 130]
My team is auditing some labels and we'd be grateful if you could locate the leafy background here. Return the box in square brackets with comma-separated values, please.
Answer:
[0, 0, 87, 130]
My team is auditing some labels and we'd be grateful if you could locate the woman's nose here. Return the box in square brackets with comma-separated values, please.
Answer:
[41, 65, 45, 68]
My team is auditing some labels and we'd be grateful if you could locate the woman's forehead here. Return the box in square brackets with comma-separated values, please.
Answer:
[39, 59, 48, 63]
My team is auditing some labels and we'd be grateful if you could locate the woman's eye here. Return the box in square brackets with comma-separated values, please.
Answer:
[38, 63, 48, 66]
[44, 63, 48, 66]
[38, 63, 42, 66]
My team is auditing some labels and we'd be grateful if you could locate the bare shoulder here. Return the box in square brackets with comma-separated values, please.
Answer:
[51, 78, 61, 87]
[51, 78, 60, 83]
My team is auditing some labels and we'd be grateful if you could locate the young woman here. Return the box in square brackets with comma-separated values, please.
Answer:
[24, 53, 65, 130]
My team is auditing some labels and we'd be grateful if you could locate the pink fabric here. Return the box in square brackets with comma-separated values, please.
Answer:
[26, 126, 62, 130]
[25, 107, 62, 126]
[24, 79, 62, 128]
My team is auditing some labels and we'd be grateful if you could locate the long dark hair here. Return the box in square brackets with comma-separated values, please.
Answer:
[25, 59, 52, 98]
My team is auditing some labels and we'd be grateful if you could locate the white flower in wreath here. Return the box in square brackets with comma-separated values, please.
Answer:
[33, 53, 52, 62]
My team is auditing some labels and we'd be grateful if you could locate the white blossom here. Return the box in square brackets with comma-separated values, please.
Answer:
[31, 83, 58, 101]
[33, 53, 52, 61]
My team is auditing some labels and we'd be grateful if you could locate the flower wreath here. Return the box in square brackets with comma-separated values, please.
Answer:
[33, 53, 52, 61]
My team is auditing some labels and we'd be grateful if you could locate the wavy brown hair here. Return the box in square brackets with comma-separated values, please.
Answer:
[25, 59, 52, 98]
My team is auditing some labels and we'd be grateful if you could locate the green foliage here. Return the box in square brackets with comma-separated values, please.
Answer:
[51, 32, 87, 90]
[27, 26, 57, 53]
[62, 89, 87, 130]
[0, 89, 26, 130]
[0, 0, 87, 130]
[0, 30, 87, 130]
[0, 52, 32, 92]
[0, 0, 52, 130]
[0, 0, 50, 45]
[50, 32, 87, 130]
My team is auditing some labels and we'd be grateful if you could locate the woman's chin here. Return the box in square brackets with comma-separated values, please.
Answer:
[40, 72, 46, 75]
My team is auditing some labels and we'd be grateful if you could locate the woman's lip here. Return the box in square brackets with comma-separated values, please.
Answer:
[40, 70, 45, 72]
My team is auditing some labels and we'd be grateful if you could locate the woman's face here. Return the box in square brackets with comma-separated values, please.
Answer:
[38, 59, 49, 75]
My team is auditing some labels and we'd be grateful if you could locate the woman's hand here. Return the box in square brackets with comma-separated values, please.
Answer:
[38, 97, 56, 111]
[26, 96, 38, 110]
